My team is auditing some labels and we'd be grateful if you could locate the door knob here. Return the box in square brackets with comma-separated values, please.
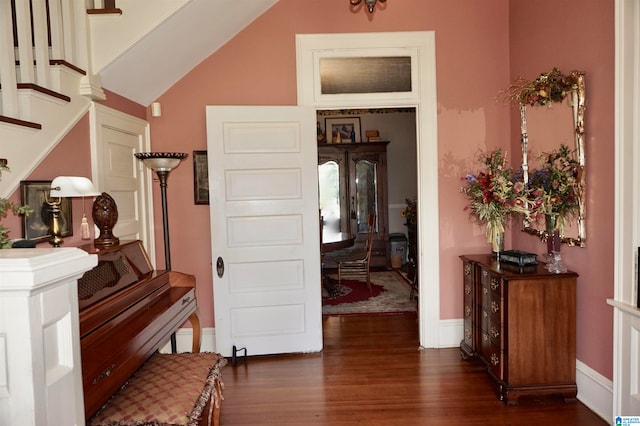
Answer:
[216, 257, 224, 278]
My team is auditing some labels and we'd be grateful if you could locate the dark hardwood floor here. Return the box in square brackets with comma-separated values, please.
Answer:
[219, 313, 606, 425]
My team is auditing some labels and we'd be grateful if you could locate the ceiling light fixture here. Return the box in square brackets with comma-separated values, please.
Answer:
[350, 0, 386, 13]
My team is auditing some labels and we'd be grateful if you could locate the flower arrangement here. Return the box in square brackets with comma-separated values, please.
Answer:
[461, 148, 528, 251]
[526, 144, 580, 234]
[502, 67, 579, 107]
[401, 197, 417, 224]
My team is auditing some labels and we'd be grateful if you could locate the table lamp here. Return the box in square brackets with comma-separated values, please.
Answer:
[48, 176, 100, 247]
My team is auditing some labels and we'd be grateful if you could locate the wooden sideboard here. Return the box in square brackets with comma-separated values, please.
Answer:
[460, 254, 578, 405]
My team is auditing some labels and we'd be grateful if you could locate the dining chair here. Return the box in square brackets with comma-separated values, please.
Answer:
[337, 213, 375, 293]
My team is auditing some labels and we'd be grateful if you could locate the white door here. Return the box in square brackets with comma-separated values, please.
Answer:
[207, 105, 322, 357]
[91, 104, 154, 261]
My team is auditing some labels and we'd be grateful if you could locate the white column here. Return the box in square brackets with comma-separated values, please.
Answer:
[0, 248, 97, 426]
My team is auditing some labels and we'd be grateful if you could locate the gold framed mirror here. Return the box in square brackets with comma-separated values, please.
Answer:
[507, 68, 586, 247]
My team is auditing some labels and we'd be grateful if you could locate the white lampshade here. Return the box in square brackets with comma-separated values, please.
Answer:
[134, 152, 188, 172]
[50, 176, 100, 198]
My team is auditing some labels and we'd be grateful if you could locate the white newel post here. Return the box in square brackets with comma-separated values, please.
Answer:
[0, 248, 97, 426]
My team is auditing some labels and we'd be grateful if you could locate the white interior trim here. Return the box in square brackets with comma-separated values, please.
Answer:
[89, 103, 155, 264]
[296, 31, 440, 348]
[611, 0, 640, 418]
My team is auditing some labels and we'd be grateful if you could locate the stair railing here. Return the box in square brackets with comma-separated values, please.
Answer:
[0, 0, 104, 125]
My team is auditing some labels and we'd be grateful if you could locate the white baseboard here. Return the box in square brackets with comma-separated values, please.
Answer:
[159, 327, 217, 353]
[438, 318, 464, 348]
[576, 359, 612, 422]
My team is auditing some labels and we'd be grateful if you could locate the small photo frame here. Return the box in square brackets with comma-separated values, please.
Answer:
[325, 117, 361, 143]
[20, 180, 73, 242]
[193, 150, 209, 205]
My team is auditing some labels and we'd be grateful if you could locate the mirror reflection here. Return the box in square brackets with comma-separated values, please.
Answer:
[355, 160, 379, 234]
[318, 161, 341, 232]
[514, 69, 586, 247]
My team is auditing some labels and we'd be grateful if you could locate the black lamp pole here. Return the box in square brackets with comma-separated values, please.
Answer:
[156, 169, 172, 270]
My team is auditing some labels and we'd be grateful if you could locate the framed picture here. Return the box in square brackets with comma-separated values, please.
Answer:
[193, 150, 209, 205]
[20, 180, 73, 242]
[325, 117, 361, 143]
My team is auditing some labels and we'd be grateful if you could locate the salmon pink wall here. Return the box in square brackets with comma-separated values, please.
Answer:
[509, 0, 614, 379]
[98, 89, 146, 119]
[4, 115, 95, 247]
[4, 92, 145, 246]
[151, 0, 512, 329]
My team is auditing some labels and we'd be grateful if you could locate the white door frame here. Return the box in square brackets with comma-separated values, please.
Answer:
[89, 103, 155, 264]
[296, 31, 440, 348]
[611, 0, 640, 418]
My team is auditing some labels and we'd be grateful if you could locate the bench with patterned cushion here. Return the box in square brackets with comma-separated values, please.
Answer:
[89, 352, 226, 426]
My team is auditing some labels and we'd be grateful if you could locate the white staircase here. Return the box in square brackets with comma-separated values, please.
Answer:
[0, 1, 106, 198]
[0, 0, 276, 198]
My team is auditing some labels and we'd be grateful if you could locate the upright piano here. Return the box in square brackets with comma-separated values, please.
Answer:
[77, 240, 201, 419]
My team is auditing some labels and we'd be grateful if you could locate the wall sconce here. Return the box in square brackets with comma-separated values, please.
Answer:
[48, 176, 100, 247]
[151, 102, 162, 117]
[134, 152, 187, 271]
[350, 0, 386, 13]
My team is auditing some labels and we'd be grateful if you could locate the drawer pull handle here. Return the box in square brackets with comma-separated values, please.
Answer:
[93, 364, 115, 385]
[491, 353, 500, 366]
[182, 296, 191, 305]
[491, 301, 500, 313]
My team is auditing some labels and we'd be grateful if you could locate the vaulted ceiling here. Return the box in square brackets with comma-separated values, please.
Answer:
[98, 0, 278, 106]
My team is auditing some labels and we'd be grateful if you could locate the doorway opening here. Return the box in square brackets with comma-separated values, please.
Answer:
[297, 31, 439, 348]
[317, 107, 419, 322]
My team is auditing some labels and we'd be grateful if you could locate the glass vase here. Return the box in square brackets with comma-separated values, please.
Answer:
[546, 251, 568, 274]
[488, 220, 505, 257]
[492, 231, 504, 257]
[544, 214, 567, 273]
[545, 214, 561, 256]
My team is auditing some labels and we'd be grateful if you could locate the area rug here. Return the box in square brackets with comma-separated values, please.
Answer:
[322, 270, 417, 316]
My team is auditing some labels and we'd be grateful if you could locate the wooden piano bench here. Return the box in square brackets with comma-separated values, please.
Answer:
[88, 352, 226, 426]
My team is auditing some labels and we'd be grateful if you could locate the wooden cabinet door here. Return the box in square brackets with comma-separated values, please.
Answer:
[318, 142, 390, 267]
[347, 147, 388, 255]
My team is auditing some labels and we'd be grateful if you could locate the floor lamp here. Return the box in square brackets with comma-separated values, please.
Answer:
[135, 152, 187, 352]
[48, 176, 100, 247]
[134, 152, 188, 271]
